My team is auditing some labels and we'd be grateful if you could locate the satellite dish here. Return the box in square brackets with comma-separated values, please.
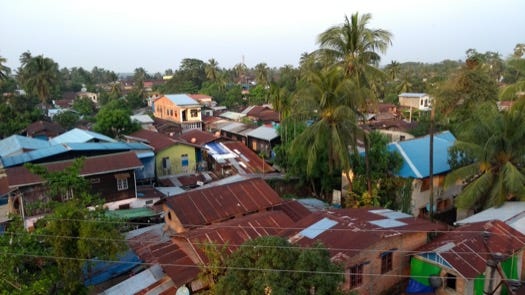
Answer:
[176, 286, 190, 295]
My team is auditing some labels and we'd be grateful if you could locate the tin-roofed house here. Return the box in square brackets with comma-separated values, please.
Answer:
[387, 130, 461, 218]
[246, 125, 280, 158]
[153, 94, 202, 132]
[408, 220, 525, 295]
[281, 207, 446, 294]
[5, 152, 142, 223]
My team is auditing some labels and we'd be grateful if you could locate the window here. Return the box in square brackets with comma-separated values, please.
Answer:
[381, 252, 393, 273]
[349, 264, 364, 288]
[190, 109, 198, 117]
[445, 273, 456, 290]
[117, 178, 128, 191]
[62, 188, 74, 201]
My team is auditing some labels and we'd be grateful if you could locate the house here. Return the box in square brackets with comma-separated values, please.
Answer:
[408, 220, 525, 295]
[241, 105, 280, 124]
[130, 114, 156, 131]
[455, 201, 525, 234]
[188, 93, 214, 107]
[25, 120, 65, 140]
[5, 151, 143, 223]
[398, 92, 432, 111]
[218, 111, 246, 122]
[178, 128, 219, 171]
[0, 135, 51, 157]
[280, 207, 445, 294]
[50, 128, 117, 145]
[220, 122, 252, 144]
[152, 94, 202, 132]
[158, 177, 284, 233]
[387, 131, 460, 217]
[76, 90, 99, 105]
[246, 125, 280, 158]
[127, 129, 198, 177]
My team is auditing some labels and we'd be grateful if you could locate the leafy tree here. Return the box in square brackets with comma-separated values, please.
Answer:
[445, 102, 525, 211]
[254, 62, 270, 86]
[93, 101, 139, 138]
[210, 236, 343, 295]
[0, 159, 125, 294]
[53, 110, 80, 130]
[72, 97, 96, 117]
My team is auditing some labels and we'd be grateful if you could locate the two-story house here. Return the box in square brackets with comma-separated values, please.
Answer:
[153, 94, 202, 132]
[398, 92, 431, 111]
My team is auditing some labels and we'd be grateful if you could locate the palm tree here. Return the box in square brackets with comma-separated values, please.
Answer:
[316, 12, 392, 87]
[445, 103, 525, 211]
[18, 54, 59, 113]
[233, 62, 248, 84]
[205, 58, 219, 81]
[254, 62, 270, 86]
[290, 66, 360, 197]
[0, 55, 11, 81]
[513, 43, 525, 58]
[385, 60, 401, 81]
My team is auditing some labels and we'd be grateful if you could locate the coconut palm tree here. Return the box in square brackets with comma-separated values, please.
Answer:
[254, 62, 270, 86]
[290, 66, 360, 197]
[385, 60, 401, 81]
[18, 54, 59, 113]
[0, 55, 11, 81]
[316, 12, 392, 88]
[205, 58, 219, 81]
[445, 102, 525, 211]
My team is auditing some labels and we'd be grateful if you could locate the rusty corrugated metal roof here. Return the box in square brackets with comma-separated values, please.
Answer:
[416, 220, 525, 278]
[281, 208, 445, 259]
[161, 178, 282, 228]
[6, 151, 142, 188]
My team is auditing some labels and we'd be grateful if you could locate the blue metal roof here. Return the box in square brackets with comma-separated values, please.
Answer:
[0, 135, 51, 157]
[165, 94, 200, 106]
[388, 130, 456, 178]
[1, 142, 152, 167]
[51, 128, 117, 145]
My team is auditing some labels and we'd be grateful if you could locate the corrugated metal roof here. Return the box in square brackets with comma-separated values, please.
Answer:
[388, 130, 456, 178]
[416, 220, 525, 278]
[178, 129, 217, 146]
[0, 135, 51, 157]
[51, 128, 117, 145]
[246, 126, 279, 141]
[299, 217, 338, 239]
[6, 151, 143, 187]
[102, 264, 167, 295]
[282, 208, 445, 259]
[161, 178, 283, 227]
[164, 94, 200, 106]
[219, 111, 246, 121]
[398, 92, 428, 98]
[1, 142, 152, 168]
[455, 201, 525, 234]
[130, 114, 154, 124]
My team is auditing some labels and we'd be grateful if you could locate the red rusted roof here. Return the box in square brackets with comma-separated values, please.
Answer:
[178, 129, 217, 146]
[271, 200, 311, 222]
[6, 151, 142, 188]
[26, 120, 65, 138]
[221, 141, 275, 174]
[161, 178, 282, 227]
[129, 129, 178, 151]
[416, 220, 525, 278]
[128, 229, 199, 289]
[281, 208, 446, 259]
[177, 210, 296, 260]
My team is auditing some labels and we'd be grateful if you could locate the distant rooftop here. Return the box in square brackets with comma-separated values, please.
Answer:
[0, 135, 51, 157]
[164, 94, 200, 106]
[398, 92, 428, 98]
[246, 125, 279, 141]
[50, 128, 117, 145]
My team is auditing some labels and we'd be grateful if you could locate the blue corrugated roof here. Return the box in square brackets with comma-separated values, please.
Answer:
[0, 135, 51, 157]
[1, 142, 152, 167]
[165, 94, 200, 106]
[51, 128, 117, 145]
[388, 130, 456, 178]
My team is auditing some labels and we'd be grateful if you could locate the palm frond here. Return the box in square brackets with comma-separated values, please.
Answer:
[455, 171, 494, 210]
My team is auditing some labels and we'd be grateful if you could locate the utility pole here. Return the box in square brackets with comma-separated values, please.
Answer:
[429, 107, 435, 221]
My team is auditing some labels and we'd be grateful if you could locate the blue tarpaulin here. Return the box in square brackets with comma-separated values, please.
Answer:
[406, 278, 434, 294]
[83, 250, 141, 286]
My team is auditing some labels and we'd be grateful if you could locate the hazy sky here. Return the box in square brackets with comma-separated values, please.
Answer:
[1, 0, 524, 73]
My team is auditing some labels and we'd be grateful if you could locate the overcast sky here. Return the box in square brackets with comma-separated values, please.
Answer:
[1, 0, 524, 74]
